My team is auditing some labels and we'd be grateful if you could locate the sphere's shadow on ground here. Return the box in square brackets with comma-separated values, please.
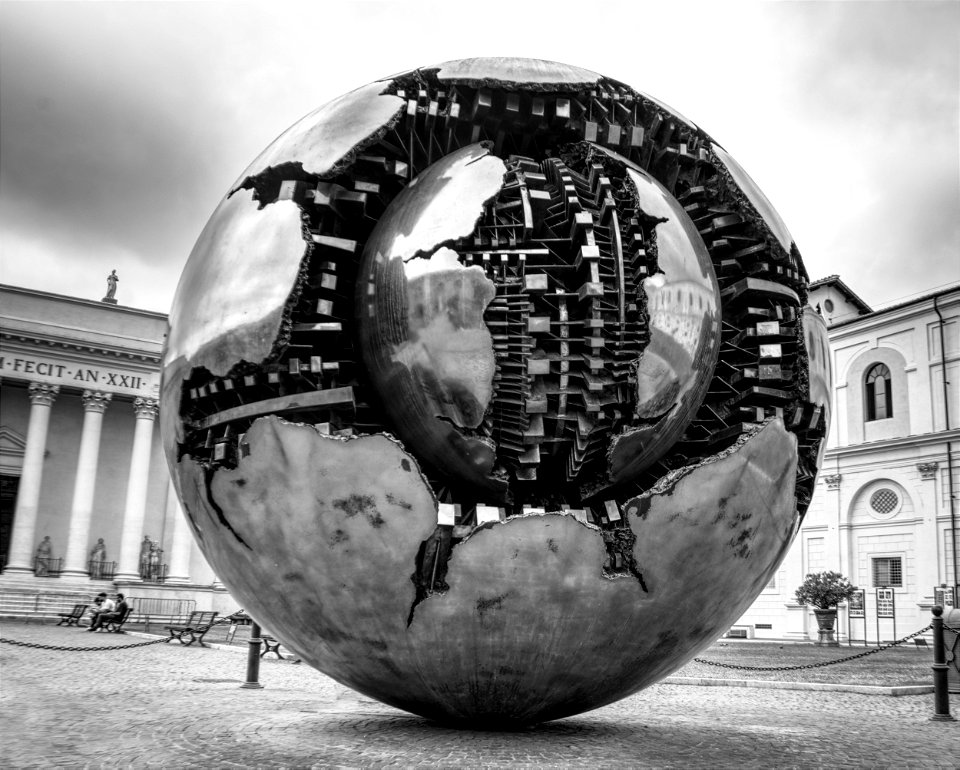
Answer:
[262, 703, 809, 767]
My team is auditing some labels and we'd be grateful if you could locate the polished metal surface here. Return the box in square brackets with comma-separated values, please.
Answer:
[180, 416, 797, 724]
[711, 142, 795, 253]
[234, 82, 405, 187]
[802, 305, 833, 466]
[361, 143, 506, 262]
[164, 189, 306, 377]
[162, 58, 829, 726]
[605, 155, 721, 485]
[433, 57, 603, 86]
[357, 144, 505, 493]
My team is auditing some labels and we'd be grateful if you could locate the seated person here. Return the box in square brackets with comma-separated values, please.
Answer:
[84, 593, 115, 629]
[85, 592, 107, 626]
[87, 593, 127, 632]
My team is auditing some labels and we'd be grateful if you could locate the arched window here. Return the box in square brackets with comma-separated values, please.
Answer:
[865, 363, 892, 421]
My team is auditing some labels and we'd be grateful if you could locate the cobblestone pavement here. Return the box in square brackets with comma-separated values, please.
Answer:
[2, 622, 956, 768]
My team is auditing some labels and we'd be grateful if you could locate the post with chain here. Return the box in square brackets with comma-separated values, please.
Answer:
[930, 606, 954, 721]
[241, 621, 264, 689]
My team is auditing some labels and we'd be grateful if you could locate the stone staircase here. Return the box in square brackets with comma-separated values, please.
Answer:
[0, 574, 115, 620]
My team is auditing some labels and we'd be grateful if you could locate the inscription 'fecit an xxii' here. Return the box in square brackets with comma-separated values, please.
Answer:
[0, 355, 157, 393]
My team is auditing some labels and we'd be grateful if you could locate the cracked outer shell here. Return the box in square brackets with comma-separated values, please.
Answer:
[175, 417, 797, 725]
[164, 189, 306, 378]
[162, 57, 825, 726]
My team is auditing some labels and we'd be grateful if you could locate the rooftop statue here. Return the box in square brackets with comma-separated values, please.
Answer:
[102, 269, 119, 304]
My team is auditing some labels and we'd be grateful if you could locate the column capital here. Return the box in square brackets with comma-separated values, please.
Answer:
[28, 382, 59, 406]
[917, 462, 939, 480]
[82, 390, 112, 413]
[133, 397, 159, 420]
[823, 473, 842, 490]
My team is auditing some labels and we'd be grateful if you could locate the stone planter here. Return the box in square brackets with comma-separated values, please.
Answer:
[813, 608, 839, 646]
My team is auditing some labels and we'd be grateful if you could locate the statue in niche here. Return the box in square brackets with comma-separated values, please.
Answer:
[139, 535, 152, 578]
[89, 538, 107, 579]
[102, 269, 119, 304]
[34, 536, 53, 576]
[148, 542, 162, 580]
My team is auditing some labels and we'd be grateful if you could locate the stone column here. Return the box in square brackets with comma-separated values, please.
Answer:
[4, 383, 59, 574]
[916, 462, 940, 598]
[61, 391, 111, 577]
[114, 398, 159, 581]
[164, 478, 194, 585]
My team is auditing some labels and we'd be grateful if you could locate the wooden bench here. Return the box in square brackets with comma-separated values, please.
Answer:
[914, 638, 929, 650]
[101, 605, 133, 633]
[165, 611, 219, 647]
[56, 604, 89, 627]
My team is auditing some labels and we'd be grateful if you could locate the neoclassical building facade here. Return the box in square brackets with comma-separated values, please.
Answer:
[0, 284, 224, 607]
[737, 279, 959, 642]
[3, 278, 957, 629]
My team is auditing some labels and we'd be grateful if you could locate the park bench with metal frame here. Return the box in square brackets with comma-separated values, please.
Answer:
[55, 604, 89, 627]
[100, 605, 133, 633]
[260, 634, 284, 659]
[165, 611, 219, 646]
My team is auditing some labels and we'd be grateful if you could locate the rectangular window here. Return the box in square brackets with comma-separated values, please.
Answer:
[945, 528, 960, 585]
[872, 557, 902, 587]
[806, 537, 825, 573]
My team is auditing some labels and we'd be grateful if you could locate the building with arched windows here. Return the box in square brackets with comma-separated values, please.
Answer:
[736, 278, 960, 641]
[2, 278, 957, 632]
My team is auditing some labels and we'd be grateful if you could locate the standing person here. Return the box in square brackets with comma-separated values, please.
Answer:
[88, 593, 127, 632]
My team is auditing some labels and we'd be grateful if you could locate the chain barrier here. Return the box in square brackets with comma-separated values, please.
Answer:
[0, 636, 172, 652]
[693, 624, 933, 671]
[3, 616, 953, 658]
[0, 610, 246, 653]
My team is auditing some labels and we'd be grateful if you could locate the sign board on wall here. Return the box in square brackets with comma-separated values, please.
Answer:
[0, 352, 159, 397]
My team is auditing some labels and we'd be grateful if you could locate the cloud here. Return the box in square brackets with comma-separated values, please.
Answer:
[0, 1, 956, 313]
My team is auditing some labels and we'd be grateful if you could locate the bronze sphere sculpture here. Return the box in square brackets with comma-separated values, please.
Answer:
[162, 58, 831, 726]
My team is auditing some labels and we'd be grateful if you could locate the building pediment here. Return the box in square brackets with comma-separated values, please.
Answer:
[0, 425, 26, 475]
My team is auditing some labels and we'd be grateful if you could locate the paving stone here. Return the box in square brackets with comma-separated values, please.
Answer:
[1, 622, 956, 767]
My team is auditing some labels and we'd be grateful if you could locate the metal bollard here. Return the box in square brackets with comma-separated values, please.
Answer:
[241, 621, 264, 689]
[931, 606, 954, 721]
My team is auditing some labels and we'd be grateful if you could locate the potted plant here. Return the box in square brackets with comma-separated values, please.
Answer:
[794, 571, 857, 646]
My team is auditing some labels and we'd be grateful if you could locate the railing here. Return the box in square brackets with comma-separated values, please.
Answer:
[140, 563, 167, 584]
[87, 560, 117, 580]
[128, 596, 197, 632]
[0, 592, 198, 626]
[0, 590, 92, 616]
[33, 557, 62, 577]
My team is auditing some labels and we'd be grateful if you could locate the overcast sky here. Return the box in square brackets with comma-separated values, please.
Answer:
[1, 1, 957, 314]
